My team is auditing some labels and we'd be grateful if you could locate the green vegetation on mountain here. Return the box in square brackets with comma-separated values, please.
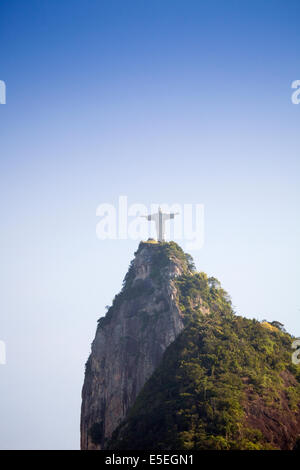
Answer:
[97, 241, 192, 329]
[107, 244, 300, 450]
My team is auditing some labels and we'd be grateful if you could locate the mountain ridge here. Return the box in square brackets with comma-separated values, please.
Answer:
[81, 241, 300, 450]
[81, 241, 195, 449]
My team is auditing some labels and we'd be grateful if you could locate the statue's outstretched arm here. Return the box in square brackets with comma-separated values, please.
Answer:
[140, 214, 157, 221]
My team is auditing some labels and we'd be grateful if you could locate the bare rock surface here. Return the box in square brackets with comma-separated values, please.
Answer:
[80, 241, 191, 449]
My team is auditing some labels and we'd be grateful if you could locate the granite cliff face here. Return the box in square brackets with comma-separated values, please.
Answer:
[81, 241, 300, 450]
[108, 314, 300, 450]
[80, 241, 194, 449]
[81, 241, 300, 451]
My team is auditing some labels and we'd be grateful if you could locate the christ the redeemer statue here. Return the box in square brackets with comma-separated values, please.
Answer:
[141, 207, 179, 242]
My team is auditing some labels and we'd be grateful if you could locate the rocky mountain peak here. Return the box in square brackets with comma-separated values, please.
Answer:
[81, 241, 300, 450]
[80, 241, 194, 449]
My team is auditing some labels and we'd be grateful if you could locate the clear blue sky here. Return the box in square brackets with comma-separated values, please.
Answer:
[0, 0, 299, 449]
